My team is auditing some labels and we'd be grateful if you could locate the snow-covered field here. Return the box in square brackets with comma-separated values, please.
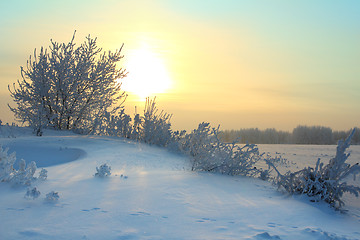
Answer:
[1, 129, 360, 240]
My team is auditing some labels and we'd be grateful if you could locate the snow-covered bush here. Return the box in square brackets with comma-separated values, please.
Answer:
[94, 109, 132, 138]
[95, 164, 111, 177]
[10, 159, 37, 186]
[178, 122, 212, 162]
[215, 142, 261, 176]
[141, 97, 174, 147]
[0, 145, 46, 186]
[179, 123, 261, 176]
[45, 191, 60, 202]
[8, 31, 127, 133]
[0, 145, 16, 182]
[91, 98, 175, 147]
[268, 129, 360, 209]
[38, 168, 48, 181]
[257, 154, 290, 181]
[24, 187, 41, 199]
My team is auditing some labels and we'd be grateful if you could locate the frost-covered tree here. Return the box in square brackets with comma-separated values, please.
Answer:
[219, 128, 291, 144]
[292, 125, 333, 144]
[8, 31, 127, 134]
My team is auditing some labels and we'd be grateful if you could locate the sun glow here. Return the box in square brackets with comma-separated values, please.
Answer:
[122, 46, 172, 100]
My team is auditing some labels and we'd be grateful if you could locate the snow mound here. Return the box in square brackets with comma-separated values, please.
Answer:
[4, 142, 86, 168]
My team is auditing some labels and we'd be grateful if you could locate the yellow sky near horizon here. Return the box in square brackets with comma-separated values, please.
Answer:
[0, 0, 359, 131]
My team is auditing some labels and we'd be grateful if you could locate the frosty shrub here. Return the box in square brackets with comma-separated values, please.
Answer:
[24, 187, 41, 199]
[0, 145, 46, 186]
[258, 154, 291, 181]
[141, 97, 174, 147]
[95, 109, 132, 138]
[0, 145, 16, 182]
[8, 31, 127, 134]
[45, 191, 60, 202]
[11, 159, 37, 186]
[268, 129, 360, 209]
[38, 168, 48, 181]
[95, 163, 111, 177]
[180, 122, 261, 176]
[91, 97, 175, 147]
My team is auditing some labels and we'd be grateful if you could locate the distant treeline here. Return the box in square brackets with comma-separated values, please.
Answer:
[219, 126, 360, 145]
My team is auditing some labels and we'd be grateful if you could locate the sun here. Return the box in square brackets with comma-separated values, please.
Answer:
[121, 46, 172, 100]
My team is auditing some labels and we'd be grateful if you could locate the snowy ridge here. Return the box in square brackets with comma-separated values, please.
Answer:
[0, 131, 360, 240]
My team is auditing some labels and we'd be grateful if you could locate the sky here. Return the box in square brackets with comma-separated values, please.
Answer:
[0, 0, 359, 131]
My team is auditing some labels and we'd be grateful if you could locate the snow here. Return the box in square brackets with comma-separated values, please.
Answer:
[1, 130, 360, 240]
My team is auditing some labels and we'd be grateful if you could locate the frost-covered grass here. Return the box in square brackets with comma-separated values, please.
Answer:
[1, 129, 360, 240]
